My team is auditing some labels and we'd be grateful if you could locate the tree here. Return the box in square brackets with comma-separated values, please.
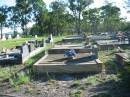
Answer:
[8, 6, 20, 37]
[83, 8, 100, 33]
[0, 6, 8, 39]
[15, 0, 32, 36]
[30, 0, 48, 35]
[50, 0, 67, 35]
[68, 0, 93, 34]
[100, 3, 121, 32]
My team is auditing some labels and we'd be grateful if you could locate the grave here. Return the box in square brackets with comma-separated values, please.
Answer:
[115, 53, 129, 65]
[0, 38, 45, 65]
[89, 34, 111, 41]
[35, 35, 38, 38]
[45, 34, 53, 44]
[50, 34, 53, 43]
[8, 35, 12, 39]
[16, 34, 21, 39]
[96, 39, 129, 50]
[2, 35, 6, 40]
[62, 35, 85, 43]
[0, 52, 22, 65]
[33, 44, 102, 73]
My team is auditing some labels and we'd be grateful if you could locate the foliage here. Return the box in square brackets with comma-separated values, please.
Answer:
[82, 8, 100, 33]
[68, 0, 94, 33]
[100, 3, 122, 32]
[0, 6, 8, 39]
[0, 0, 130, 36]
[69, 89, 83, 97]
[15, 0, 32, 35]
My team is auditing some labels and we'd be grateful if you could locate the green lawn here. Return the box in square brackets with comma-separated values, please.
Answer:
[0, 36, 64, 49]
[0, 38, 36, 49]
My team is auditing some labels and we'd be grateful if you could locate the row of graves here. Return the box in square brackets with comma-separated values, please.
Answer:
[0, 39, 46, 65]
[0, 34, 21, 40]
[89, 32, 130, 50]
[33, 35, 102, 73]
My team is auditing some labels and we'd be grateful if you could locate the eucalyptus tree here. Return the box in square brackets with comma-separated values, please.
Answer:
[82, 8, 100, 33]
[68, 0, 93, 33]
[100, 3, 121, 32]
[29, 0, 48, 35]
[0, 6, 8, 39]
[8, 6, 20, 36]
[50, 0, 67, 35]
[15, 0, 32, 36]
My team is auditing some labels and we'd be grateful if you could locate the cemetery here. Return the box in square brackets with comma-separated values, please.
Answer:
[1, 0, 130, 97]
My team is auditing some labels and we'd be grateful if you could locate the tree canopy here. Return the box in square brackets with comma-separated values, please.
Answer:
[0, 0, 129, 36]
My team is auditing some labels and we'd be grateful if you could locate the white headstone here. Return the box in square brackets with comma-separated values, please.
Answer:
[50, 34, 53, 43]
[44, 39, 46, 47]
[2, 35, 6, 40]
[16, 34, 20, 39]
[35, 35, 38, 38]
[8, 35, 12, 39]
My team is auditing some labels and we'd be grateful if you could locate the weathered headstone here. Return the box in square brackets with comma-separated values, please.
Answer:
[50, 34, 53, 43]
[44, 39, 46, 47]
[2, 35, 6, 40]
[92, 45, 98, 59]
[35, 35, 38, 38]
[8, 35, 12, 39]
[28, 43, 35, 52]
[16, 34, 21, 39]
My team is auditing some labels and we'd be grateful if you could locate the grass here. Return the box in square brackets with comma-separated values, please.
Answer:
[0, 65, 19, 79]
[69, 89, 83, 97]
[98, 50, 117, 72]
[0, 37, 41, 49]
[0, 35, 63, 49]
[1, 36, 64, 89]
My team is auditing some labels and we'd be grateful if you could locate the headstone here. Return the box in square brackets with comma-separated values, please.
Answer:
[44, 39, 46, 47]
[16, 34, 20, 39]
[35, 40, 38, 48]
[2, 35, 6, 40]
[8, 35, 12, 39]
[50, 34, 53, 43]
[2, 48, 6, 53]
[21, 44, 30, 58]
[28, 43, 35, 52]
[35, 35, 38, 38]
[92, 45, 98, 59]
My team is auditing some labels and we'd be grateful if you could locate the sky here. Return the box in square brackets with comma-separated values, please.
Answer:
[0, 0, 130, 33]
[0, 0, 129, 19]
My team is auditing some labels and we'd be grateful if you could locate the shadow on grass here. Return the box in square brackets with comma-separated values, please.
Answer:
[90, 77, 130, 97]
[33, 72, 99, 82]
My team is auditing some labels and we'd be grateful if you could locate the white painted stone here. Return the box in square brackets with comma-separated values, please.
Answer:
[35, 35, 38, 38]
[16, 34, 20, 39]
[50, 34, 53, 43]
[8, 35, 12, 39]
[2, 35, 6, 40]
